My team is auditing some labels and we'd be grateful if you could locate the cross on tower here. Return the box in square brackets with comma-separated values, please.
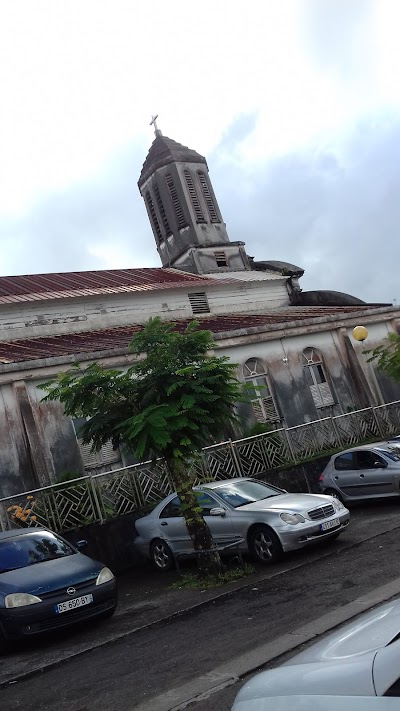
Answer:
[150, 114, 161, 135]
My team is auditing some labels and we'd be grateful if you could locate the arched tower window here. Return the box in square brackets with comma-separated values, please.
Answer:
[243, 358, 279, 423]
[197, 171, 220, 223]
[302, 348, 334, 409]
[183, 169, 205, 223]
[165, 174, 187, 230]
[153, 183, 172, 236]
[145, 191, 163, 243]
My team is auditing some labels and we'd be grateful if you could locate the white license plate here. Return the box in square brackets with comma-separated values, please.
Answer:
[55, 594, 93, 614]
[320, 519, 340, 532]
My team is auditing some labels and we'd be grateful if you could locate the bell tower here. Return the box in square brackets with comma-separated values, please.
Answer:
[138, 117, 250, 275]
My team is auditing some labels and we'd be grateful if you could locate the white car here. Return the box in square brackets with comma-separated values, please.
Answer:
[232, 598, 400, 709]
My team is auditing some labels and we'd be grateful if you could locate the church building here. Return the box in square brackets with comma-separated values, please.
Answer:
[0, 123, 398, 496]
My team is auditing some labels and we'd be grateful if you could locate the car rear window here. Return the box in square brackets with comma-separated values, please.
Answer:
[376, 447, 400, 462]
[0, 532, 74, 573]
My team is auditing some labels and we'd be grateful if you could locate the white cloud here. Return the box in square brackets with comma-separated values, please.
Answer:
[0, 0, 399, 303]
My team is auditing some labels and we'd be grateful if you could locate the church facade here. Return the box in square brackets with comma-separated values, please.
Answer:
[0, 127, 398, 497]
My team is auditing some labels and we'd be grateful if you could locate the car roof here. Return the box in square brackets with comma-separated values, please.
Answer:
[332, 441, 400, 457]
[0, 528, 48, 540]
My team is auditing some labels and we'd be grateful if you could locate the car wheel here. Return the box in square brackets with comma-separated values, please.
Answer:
[150, 539, 175, 572]
[248, 525, 282, 564]
[324, 488, 344, 503]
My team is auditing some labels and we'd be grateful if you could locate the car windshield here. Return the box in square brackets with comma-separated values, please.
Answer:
[0, 532, 74, 573]
[211, 480, 282, 508]
[376, 447, 400, 462]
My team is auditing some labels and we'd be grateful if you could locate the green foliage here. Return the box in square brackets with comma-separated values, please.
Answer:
[171, 562, 255, 589]
[40, 318, 243, 464]
[367, 333, 400, 383]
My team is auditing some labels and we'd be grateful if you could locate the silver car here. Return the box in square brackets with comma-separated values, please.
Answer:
[133, 478, 349, 570]
[232, 597, 400, 708]
[319, 442, 400, 503]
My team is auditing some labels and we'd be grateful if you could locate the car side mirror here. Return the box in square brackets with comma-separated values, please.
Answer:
[76, 539, 88, 550]
[209, 508, 226, 517]
[374, 461, 387, 469]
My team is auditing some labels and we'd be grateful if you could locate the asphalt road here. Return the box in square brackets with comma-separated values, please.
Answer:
[2, 500, 400, 711]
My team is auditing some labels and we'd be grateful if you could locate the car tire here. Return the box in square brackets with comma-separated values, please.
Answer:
[324, 488, 344, 504]
[248, 525, 282, 565]
[150, 539, 175, 572]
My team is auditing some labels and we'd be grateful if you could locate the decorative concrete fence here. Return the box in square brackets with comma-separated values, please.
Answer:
[1, 400, 399, 533]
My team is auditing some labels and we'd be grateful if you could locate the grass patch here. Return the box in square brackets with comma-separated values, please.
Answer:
[171, 562, 255, 590]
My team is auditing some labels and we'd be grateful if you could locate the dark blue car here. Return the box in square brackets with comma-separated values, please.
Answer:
[0, 528, 117, 649]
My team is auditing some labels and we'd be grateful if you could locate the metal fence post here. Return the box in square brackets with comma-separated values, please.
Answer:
[228, 439, 243, 478]
[89, 476, 104, 525]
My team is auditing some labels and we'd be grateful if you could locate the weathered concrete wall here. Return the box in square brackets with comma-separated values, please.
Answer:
[0, 379, 85, 497]
[0, 278, 289, 342]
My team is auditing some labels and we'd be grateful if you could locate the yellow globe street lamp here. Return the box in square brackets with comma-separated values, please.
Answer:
[352, 325, 368, 343]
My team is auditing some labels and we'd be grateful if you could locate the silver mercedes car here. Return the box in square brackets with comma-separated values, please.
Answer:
[133, 477, 350, 570]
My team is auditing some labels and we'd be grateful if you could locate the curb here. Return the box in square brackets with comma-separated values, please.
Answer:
[133, 577, 400, 711]
[1, 520, 400, 688]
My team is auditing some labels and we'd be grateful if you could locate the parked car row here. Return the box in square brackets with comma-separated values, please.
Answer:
[0, 437, 398, 654]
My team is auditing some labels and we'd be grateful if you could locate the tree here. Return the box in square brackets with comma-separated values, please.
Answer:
[367, 332, 400, 383]
[40, 318, 243, 576]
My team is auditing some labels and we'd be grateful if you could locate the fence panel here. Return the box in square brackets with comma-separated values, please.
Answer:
[374, 401, 400, 438]
[0, 400, 399, 534]
[233, 430, 291, 477]
[286, 417, 339, 459]
[333, 408, 381, 448]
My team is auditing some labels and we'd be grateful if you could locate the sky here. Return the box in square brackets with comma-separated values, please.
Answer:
[0, 0, 399, 304]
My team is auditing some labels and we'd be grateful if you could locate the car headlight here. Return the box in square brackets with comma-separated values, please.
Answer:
[280, 512, 306, 525]
[333, 498, 345, 511]
[5, 593, 42, 608]
[96, 567, 115, 585]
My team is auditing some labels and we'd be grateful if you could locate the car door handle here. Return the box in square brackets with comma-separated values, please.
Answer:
[334, 476, 339, 480]
[160, 522, 168, 526]
[359, 474, 365, 478]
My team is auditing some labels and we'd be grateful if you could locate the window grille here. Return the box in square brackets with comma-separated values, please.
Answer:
[153, 183, 172, 236]
[243, 358, 280, 423]
[188, 292, 210, 314]
[302, 348, 335, 408]
[184, 169, 205, 223]
[214, 251, 228, 267]
[145, 191, 163, 242]
[165, 174, 187, 229]
[197, 171, 220, 223]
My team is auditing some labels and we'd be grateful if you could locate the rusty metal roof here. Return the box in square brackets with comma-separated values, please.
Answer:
[0, 307, 375, 364]
[0, 268, 231, 305]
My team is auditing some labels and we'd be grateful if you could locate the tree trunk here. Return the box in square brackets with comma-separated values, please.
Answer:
[168, 458, 223, 577]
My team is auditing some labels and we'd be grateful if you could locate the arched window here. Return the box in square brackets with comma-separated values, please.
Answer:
[184, 169, 205, 223]
[243, 358, 279, 423]
[153, 183, 172, 236]
[302, 348, 334, 408]
[197, 171, 220, 223]
[145, 191, 163, 243]
[165, 174, 187, 230]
